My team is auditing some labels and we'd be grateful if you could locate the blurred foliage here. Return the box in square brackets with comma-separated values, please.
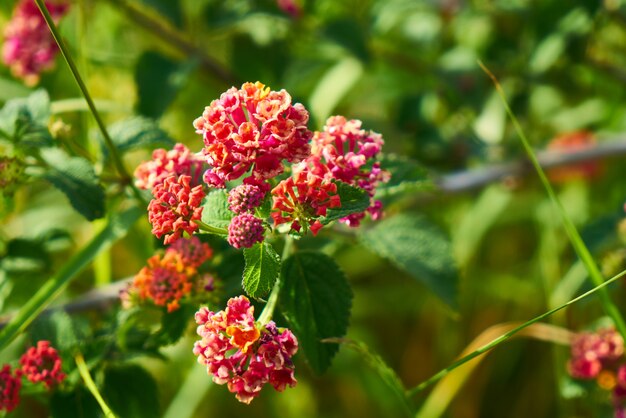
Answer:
[2, 0, 626, 417]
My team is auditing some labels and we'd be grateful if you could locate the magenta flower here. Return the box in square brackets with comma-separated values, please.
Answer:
[568, 328, 624, 379]
[134, 143, 205, 190]
[19, 341, 65, 389]
[227, 213, 265, 249]
[148, 175, 205, 244]
[193, 82, 312, 187]
[193, 296, 298, 404]
[305, 116, 390, 227]
[2, 0, 69, 85]
[0, 365, 21, 412]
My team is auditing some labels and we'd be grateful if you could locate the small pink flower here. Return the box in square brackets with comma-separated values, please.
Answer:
[227, 213, 265, 249]
[228, 183, 267, 214]
[568, 328, 625, 379]
[271, 170, 340, 235]
[134, 143, 205, 190]
[148, 175, 205, 244]
[194, 296, 298, 404]
[304, 116, 390, 227]
[193, 82, 312, 187]
[19, 341, 65, 389]
[0, 365, 21, 412]
[277, 0, 302, 17]
[2, 0, 69, 85]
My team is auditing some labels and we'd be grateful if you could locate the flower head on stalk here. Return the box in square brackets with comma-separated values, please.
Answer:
[0, 365, 21, 412]
[123, 236, 214, 312]
[271, 169, 340, 235]
[305, 116, 389, 227]
[135, 143, 205, 190]
[193, 296, 298, 404]
[2, 0, 69, 85]
[193, 82, 312, 188]
[19, 341, 65, 389]
[148, 175, 205, 244]
[227, 213, 265, 249]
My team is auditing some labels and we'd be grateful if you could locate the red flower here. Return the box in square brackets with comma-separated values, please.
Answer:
[134, 143, 205, 190]
[19, 341, 65, 389]
[0, 365, 21, 412]
[148, 175, 205, 244]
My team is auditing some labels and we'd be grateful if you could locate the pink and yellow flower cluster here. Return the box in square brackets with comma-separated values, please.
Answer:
[193, 296, 298, 404]
[568, 328, 626, 417]
[123, 236, 214, 312]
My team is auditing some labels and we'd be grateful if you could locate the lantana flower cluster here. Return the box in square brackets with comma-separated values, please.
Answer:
[193, 296, 298, 404]
[567, 328, 626, 417]
[2, 0, 69, 86]
[122, 236, 215, 312]
[141, 82, 389, 250]
[1, 341, 65, 412]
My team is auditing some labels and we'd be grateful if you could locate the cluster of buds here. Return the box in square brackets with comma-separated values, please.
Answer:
[193, 296, 298, 404]
[122, 236, 215, 312]
[134, 143, 205, 190]
[567, 328, 626, 417]
[2, 0, 69, 85]
[1, 341, 65, 412]
[0, 156, 25, 195]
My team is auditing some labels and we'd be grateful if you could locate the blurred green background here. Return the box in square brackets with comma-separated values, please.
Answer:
[3, 0, 626, 417]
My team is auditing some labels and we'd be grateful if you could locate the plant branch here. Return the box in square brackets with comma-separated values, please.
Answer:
[103, 0, 238, 85]
[436, 136, 626, 193]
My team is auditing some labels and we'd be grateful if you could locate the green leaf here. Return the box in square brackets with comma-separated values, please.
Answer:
[140, 0, 183, 27]
[50, 387, 103, 418]
[321, 181, 370, 225]
[0, 89, 52, 147]
[323, 18, 370, 63]
[242, 242, 280, 298]
[103, 364, 160, 418]
[359, 213, 458, 308]
[329, 338, 413, 416]
[41, 149, 105, 221]
[279, 251, 352, 374]
[376, 154, 433, 198]
[1, 237, 49, 274]
[29, 310, 79, 353]
[146, 304, 195, 348]
[201, 189, 233, 230]
[309, 57, 363, 124]
[135, 51, 189, 118]
[105, 116, 175, 157]
[0, 206, 142, 351]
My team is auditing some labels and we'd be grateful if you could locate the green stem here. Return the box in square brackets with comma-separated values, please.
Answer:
[478, 60, 626, 338]
[406, 267, 626, 397]
[34, 0, 146, 206]
[193, 220, 228, 236]
[75, 353, 117, 418]
[258, 237, 294, 325]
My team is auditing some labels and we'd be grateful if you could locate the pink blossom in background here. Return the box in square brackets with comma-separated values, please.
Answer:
[2, 0, 69, 85]
[193, 296, 298, 404]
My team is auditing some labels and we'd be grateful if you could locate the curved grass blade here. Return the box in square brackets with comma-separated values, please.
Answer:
[406, 267, 626, 397]
[478, 61, 626, 337]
